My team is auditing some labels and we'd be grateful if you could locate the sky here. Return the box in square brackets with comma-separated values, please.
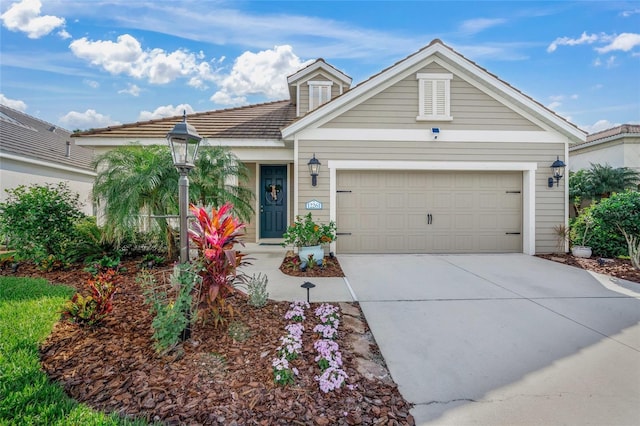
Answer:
[1, 0, 639, 134]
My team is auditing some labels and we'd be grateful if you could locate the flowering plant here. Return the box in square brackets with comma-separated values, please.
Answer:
[272, 357, 298, 386]
[284, 300, 309, 322]
[313, 303, 349, 393]
[281, 213, 337, 247]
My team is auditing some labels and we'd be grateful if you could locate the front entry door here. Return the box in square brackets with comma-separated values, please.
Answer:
[260, 165, 287, 238]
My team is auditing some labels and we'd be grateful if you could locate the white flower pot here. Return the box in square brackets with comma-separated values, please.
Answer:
[571, 246, 592, 258]
[298, 245, 324, 263]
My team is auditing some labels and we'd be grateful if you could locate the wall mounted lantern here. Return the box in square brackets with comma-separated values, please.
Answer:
[548, 156, 566, 188]
[167, 111, 202, 263]
[308, 154, 321, 187]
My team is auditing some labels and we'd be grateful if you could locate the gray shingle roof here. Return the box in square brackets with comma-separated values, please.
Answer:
[73, 100, 296, 140]
[0, 105, 94, 171]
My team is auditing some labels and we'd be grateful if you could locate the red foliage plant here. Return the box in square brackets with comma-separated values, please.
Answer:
[188, 203, 250, 325]
[61, 269, 119, 326]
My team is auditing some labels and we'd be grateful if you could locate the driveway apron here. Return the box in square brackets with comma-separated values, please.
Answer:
[339, 254, 640, 425]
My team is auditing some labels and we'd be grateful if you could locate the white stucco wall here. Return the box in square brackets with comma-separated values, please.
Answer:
[0, 156, 95, 215]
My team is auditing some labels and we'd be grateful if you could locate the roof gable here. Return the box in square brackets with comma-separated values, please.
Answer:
[282, 39, 586, 144]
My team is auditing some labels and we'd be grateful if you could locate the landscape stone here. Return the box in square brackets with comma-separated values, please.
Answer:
[339, 302, 361, 318]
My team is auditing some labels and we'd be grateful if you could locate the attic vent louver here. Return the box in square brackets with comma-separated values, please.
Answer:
[49, 125, 57, 132]
[65, 141, 71, 158]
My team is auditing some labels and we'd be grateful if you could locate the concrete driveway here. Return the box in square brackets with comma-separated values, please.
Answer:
[339, 254, 640, 426]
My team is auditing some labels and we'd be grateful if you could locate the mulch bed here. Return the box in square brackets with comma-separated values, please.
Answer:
[536, 253, 640, 284]
[279, 252, 345, 277]
[2, 259, 413, 425]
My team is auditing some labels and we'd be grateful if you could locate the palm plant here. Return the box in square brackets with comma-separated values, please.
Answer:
[585, 163, 640, 200]
[92, 144, 254, 259]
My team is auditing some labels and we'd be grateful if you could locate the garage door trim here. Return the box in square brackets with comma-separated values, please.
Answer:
[327, 160, 537, 255]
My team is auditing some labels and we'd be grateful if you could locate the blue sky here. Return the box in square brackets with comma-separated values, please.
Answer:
[1, 0, 639, 133]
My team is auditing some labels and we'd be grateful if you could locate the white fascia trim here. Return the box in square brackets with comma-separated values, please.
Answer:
[0, 152, 96, 177]
[76, 137, 285, 149]
[298, 128, 569, 143]
[293, 136, 300, 220]
[416, 72, 452, 80]
[327, 160, 537, 255]
[308, 81, 334, 86]
[229, 148, 294, 162]
[75, 137, 166, 146]
[287, 61, 352, 86]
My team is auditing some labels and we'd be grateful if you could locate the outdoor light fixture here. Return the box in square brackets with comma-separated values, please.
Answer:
[301, 281, 316, 303]
[167, 111, 202, 263]
[308, 154, 321, 187]
[548, 156, 566, 188]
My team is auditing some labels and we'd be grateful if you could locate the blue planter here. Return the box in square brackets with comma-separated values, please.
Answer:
[298, 245, 324, 263]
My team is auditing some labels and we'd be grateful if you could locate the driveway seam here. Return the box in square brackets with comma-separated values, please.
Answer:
[440, 258, 640, 353]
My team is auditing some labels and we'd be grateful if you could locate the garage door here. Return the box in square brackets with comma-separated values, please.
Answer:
[336, 170, 522, 253]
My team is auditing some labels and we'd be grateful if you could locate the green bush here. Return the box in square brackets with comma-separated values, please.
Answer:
[0, 183, 85, 267]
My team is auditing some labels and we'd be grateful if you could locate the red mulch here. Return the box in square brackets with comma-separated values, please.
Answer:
[536, 253, 640, 284]
[1, 259, 414, 425]
[279, 252, 345, 277]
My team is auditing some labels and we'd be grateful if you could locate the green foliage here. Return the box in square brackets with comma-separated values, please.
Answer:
[139, 264, 201, 354]
[61, 270, 119, 326]
[0, 276, 147, 425]
[281, 213, 337, 248]
[91, 144, 254, 260]
[140, 253, 165, 269]
[0, 183, 86, 268]
[590, 191, 640, 268]
[72, 216, 119, 262]
[84, 254, 123, 276]
[247, 273, 269, 308]
[227, 320, 252, 342]
[569, 163, 640, 203]
[189, 203, 250, 327]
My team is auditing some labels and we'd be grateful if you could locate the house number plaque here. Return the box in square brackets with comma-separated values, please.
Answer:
[305, 199, 323, 210]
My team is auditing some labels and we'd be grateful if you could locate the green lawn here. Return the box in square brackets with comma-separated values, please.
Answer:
[0, 276, 148, 425]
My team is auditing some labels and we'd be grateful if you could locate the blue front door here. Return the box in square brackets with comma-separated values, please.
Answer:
[260, 165, 287, 238]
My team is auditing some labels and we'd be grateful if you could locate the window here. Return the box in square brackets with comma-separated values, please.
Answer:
[416, 73, 453, 121]
[308, 81, 333, 111]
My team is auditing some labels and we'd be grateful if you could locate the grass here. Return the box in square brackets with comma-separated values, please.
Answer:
[0, 276, 149, 425]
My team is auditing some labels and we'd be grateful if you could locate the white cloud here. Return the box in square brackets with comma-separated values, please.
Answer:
[59, 109, 120, 130]
[459, 18, 506, 34]
[211, 45, 312, 105]
[547, 32, 599, 52]
[69, 34, 218, 85]
[547, 101, 562, 110]
[0, 93, 27, 111]
[0, 0, 65, 39]
[138, 104, 194, 121]
[58, 29, 71, 39]
[594, 55, 618, 68]
[595, 33, 640, 53]
[118, 83, 141, 97]
[580, 119, 619, 134]
[621, 9, 640, 17]
[83, 79, 99, 89]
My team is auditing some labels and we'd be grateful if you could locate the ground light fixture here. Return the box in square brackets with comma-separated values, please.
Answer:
[166, 111, 202, 263]
[308, 154, 321, 186]
[548, 156, 566, 188]
[301, 281, 316, 303]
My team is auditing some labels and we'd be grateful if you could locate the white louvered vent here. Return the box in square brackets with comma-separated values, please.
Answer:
[416, 73, 453, 121]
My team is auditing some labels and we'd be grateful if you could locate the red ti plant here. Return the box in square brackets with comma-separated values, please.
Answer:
[62, 269, 119, 326]
[188, 203, 249, 326]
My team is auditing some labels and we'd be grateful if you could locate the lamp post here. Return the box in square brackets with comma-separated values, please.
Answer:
[166, 111, 202, 263]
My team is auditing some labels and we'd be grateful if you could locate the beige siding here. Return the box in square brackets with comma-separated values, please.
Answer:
[243, 162, 257, 243]
[298, 72, 343, 116]
[322, 62, 541, 131]
[298, 140, 565, 254]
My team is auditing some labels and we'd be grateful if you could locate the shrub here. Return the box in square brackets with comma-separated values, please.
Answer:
[281, 213, 337, 248]
[139, 264, 201, 354]
[247, 273, 269, 308]
[571, 206, 627, 257]
[61, 269, 119, 326]
[0, 183, 86, 268]
[590, 191, 640, 268]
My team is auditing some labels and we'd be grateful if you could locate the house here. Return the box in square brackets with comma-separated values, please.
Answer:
[569, 124, 640, 172]
[0, 104, 95, 215]
[74, 39, 586, 255]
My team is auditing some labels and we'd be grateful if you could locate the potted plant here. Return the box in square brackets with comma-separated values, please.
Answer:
[570, 211, 593, 258]
[282, 213, 337, 262]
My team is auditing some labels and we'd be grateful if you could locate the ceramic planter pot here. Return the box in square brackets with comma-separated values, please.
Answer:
[298, 245, 324, 263]
[572, 246, 592, 258]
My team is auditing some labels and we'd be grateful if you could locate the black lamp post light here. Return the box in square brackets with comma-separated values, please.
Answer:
[548, 156, 566, 188]
[166, 111, 202, 263]
[301, 281, 316, 303]
[308, 154, 321, 187]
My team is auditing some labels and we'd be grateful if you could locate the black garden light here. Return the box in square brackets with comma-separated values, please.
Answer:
[308, 154, 321, 187]
[301, 281, 316, 303]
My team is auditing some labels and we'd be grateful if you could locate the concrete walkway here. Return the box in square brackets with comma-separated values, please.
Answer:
[243, 246, 640, 425]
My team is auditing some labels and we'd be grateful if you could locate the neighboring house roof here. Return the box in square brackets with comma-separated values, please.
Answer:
[0, 104, 94, 171]
[74, 100, 296, 141]
[570, 124, 640, 151]
[281, 39, 586, 143]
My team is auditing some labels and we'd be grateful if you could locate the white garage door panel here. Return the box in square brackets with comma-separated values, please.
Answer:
[336, 170, 522, 254]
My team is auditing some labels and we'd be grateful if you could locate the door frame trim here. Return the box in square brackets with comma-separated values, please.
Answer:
[256, 163, 291, 243]
[328, 161, 537, 255]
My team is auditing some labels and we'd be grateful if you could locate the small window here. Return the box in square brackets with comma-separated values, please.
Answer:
[308, 81, 333, 111]
[416, 73, 453, 121]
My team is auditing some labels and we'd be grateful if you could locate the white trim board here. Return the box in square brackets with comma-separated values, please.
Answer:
[328, 160, 537, 255]
[0, 152, 97, 177]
